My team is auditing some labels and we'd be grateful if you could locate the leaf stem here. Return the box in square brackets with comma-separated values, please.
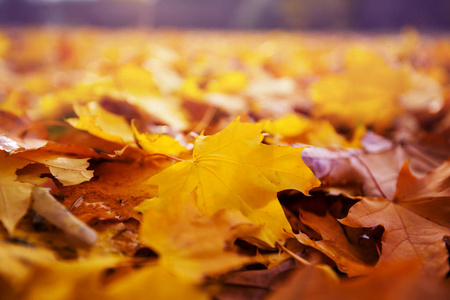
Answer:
[275, 241, 311, 266]
[149, 153, 184, 162]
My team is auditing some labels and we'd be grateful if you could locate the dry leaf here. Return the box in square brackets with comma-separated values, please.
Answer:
[341, 162, 450, 276]
[294, 211, 374, 277]
[268, 259, 450, 300]
[140, 199, 257, 281]
[0, 153, 34, 233]
[147, 119, 320, 247]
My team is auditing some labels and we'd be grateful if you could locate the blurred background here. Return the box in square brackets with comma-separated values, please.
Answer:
[0, 0, 449, 30]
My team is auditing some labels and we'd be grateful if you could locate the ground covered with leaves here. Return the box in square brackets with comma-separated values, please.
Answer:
[0, 28, 449, 299]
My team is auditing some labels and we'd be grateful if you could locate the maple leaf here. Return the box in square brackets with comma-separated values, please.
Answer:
[311, 47, 410, 132]
[341, 161, 450, 276]
[0, 90, 27, 117]
[0, 135, 48, 154]
[114, 63, 157, 95]
[146, 119, 320, 247]
[0, 145, 94, 233]
[66, 102, 135, 144]
[207, 72, 248, 94]
[139, 199, 257, 281]
[15, 151, 94, 186]
[263, 113, 365, 148]
[33, 81, 114, 120]
[302, 130, 448, 199]
[1, 229, 208, 299]
[0, 242, 57, 294]
[60, 158, 165, 223]
[7, 253, 123, 300]
[0, 153, 34, 234]
[0, 243, 207, 300]
[394, 159, 450, 228]
[213, 258, 301, 300]
[268, 259, 450, 300]
[132, 121, 188, 157]
[293, 211, 374, 277]
[97, 265, 208, 300]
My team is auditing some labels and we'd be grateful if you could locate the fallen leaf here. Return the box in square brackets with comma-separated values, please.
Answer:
[268, 259, 450, 300]
[394, 160, 450, 228]
[114, 64, 157, 95]
[341, 162, 450, 276]
[147, 119, 320, 247]
[302, 130, 448, 199]
[0, 153, 34, 233]
[15, 151, 94, 186]
[0, 242, 57, 292]
[97, 264, 209, 300]
[311, 47, 410, 132]
[60, 158, 164, 223]
[0, 135, 48, 154]
[66, 102, 135, 144]
[294, 211, 374, 277]
[132, 121, 188, 157]
[140, 198, 257, 282]
[213, 258, 300, 300]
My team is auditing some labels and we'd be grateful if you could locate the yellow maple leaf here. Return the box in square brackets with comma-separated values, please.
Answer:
[34, 80, 116, 119]
[180, 76, 205, 101]
[0, 242, 207, 300]
[207, 71, 248, 94]
[96, 264, 208, 300]
[132, 122, 188, 157]
[139, 199, 256, 281]
[0, 242, 57, 294]
[311, 47, 410, 132]
[15, 255, 123, 300]
[0, 91, 27, 117]
[0, 153, 34, 234]
[263, 114, 366, 148]
[114, 64, 158, 95]
[127, 96, 190, 132]
[66, 102, 134, 144]
[263, 113, 311, 138]
[180, 72, 247, 102]
[146, 119, 320, 247]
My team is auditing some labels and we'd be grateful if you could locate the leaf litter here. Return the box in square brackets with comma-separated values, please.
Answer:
[0, 29, 449, 299]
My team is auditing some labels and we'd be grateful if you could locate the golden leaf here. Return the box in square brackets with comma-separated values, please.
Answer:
[66, 102, 134, 144]
[311, 48, 410, 132]
[0, 153, 34, 234]
[140, 199, 256, 281]
[147, 119, 320, 246]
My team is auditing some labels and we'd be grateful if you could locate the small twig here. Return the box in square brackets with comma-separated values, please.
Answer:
[275, 241, 311, 266]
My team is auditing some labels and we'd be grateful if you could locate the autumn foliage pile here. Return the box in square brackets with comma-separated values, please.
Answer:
[0, 29, 449, 299]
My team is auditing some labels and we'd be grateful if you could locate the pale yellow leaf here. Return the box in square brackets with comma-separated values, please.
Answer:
[0, 153, 34, 234]
[66, 102, 134, 144]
